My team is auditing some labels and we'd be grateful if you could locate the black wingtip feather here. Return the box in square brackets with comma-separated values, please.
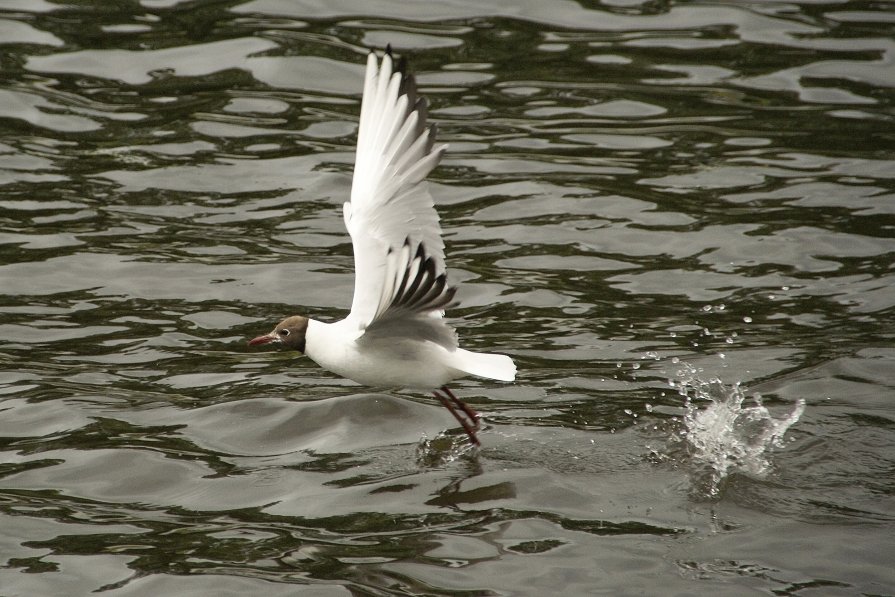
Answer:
[386, 239, 458, 314]
[400, 74, 418, 114]
[414, 98, 429, 137]
[425, 124, 437, 153]
[412, 259, 439, 303]
[390, 241, 424, 308]
[382, 47, 423, 121]
[399, 255, 434, 306]
[416, 273, 447, 308]
[443, 286, 458, 308]
[391, 241, 414, 301]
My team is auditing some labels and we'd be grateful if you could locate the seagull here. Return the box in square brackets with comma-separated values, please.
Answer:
[248, 48, 516, 446]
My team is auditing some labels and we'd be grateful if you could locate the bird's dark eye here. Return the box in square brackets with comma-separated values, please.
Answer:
[278, 329, 290, 336]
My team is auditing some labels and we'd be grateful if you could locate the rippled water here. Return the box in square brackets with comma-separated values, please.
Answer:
[2, 1, 894, 594]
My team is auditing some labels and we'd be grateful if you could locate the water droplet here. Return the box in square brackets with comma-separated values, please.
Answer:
[725, 337, 734, 344]
[743, 316, 753, 323]
[632, 363, 641, 370]
[670, 331, 677, 338]
[645, 404, 653, 413]
[702, 305, 712, 312]
[671, 356, 680, 364]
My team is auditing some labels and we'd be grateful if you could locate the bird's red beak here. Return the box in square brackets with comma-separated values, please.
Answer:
[248, 333, 277, 346]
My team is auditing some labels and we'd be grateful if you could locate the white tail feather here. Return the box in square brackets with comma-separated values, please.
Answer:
[452, 349, 516, 382]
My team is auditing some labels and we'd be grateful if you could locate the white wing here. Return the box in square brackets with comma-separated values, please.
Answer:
[344, 49, 455, 331]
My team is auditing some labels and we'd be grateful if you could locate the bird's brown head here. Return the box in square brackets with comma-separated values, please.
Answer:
[248, 315, 308, 353]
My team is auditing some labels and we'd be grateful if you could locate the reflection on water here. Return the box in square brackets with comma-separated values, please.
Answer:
[1, 0, 894, 594]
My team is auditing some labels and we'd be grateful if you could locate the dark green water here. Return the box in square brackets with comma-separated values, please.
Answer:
[1, 1, 893, 595]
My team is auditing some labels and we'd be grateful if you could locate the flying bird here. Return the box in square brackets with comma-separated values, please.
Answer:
[249, 48, 516, 446]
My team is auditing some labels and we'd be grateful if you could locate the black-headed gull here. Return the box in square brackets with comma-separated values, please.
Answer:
[249, 48, 516, 446]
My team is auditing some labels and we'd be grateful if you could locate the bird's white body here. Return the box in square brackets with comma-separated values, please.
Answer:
[305, 318, 486, 389]
[250, 49, 515, 444]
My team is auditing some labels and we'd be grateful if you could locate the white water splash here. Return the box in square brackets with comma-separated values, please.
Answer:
[415, 431, 478, 466]
[668, 363, 805, 498]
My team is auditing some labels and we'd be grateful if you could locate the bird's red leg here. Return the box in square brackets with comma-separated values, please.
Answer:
[433, 386, 481, 446]
[440, 386, 480, 431]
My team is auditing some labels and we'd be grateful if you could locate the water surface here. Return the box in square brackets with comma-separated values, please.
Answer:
[1, 0, 894, 595]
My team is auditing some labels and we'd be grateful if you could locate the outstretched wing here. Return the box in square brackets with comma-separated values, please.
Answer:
[344, 49, 456, 331]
